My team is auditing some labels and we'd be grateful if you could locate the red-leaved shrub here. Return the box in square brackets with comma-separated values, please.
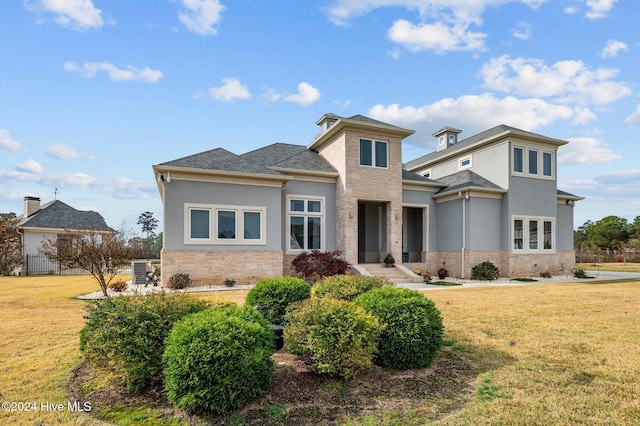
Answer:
[290, 250, 350, 282]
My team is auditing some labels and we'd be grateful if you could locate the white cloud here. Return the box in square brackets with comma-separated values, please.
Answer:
[388, 18, 487, 54]
[624, 105, 640, 127]
[479, 55, 631, 105]
[283, 82, 321, 106]
[368, 93, 592, 146]
[178, 0, 225, 36]
[64, 61, 162, 83]
[16, 159, 43, 174]
[557, 137, 621, 165]
[594, 169, 640, 185]
[324, 1, 547, 54]
[25, 0, 103, 31]
[46, 142, 96, 160]
[511, 21, 532, 40]
[0, 129, 24, 152]
[207, 78, 251, 101]
[601, 39, 628, 58]
[585, 0, 618, 19]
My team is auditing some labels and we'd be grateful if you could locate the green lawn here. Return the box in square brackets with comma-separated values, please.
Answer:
[1, 275, 639, 425]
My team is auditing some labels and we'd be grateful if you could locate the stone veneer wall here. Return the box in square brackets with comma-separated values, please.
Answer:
[161, 250, 283, 286]
[414, 250, 578, 279]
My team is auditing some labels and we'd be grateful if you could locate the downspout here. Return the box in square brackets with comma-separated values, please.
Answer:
[458, 191, 468, 279]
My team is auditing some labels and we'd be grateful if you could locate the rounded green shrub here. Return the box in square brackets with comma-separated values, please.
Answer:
[168, 273, 191, 289]
[354, 287, 444, 370]
[471, 261, 501, 280]
[312, 274, 392, 302]
[284, 297, 382, 378]
[245, 276, 311, 325]
[79, 293, 208, 393]
[163, 305, 275, 415]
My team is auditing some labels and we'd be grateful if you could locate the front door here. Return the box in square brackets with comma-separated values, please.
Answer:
[358, 201, 387, 263]
[402, 207, 424, 262]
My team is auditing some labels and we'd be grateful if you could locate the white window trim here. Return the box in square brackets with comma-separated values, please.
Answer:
[458, 154, 472, 170]
[421, 168, 432, 179]
[286, 195, 326, 254]
[359, 138, 389, 169]
[512, 143, 555, 180]
[184, 203, 267, 245]
[512, 215, 555, 254]
[438, 135, 445, 145]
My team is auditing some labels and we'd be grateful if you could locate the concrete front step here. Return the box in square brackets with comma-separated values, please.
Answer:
[359, 263, 424, 284]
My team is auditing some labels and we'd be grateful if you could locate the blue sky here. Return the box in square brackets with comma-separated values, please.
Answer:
[1, 0, 638, 234]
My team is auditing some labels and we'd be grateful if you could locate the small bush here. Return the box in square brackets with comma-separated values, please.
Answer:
[245, 276, 311, 325]
[573, 267, 592, 279]
[163, 305, 275, 415]
[354, 287, 444, 370]
[290, 249, 350, 281]
[108, 279, 127, 292]
[284, 297, 382, 378]
[79, 293, 208, 393]
[539, 271, 552, 279]
[312, 274, 392, 302]
[471, 261, 500, 280]
[168, 273, 191, 289]
[223, 278, 236, 287]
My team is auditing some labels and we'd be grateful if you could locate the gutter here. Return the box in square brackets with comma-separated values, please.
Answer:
[458, 191, 469, 279]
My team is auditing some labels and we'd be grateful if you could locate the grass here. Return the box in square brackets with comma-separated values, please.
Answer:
[2, 275, 640, 424]
[576, 262, 640, 273]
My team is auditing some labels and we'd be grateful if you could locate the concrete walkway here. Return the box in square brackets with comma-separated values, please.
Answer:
[77, 270, 640, 299]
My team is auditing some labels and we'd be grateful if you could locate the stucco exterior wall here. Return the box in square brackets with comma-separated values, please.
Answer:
[163, 179, 282, 251]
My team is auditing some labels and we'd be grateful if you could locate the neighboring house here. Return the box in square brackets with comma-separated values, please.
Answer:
[153, 114, 583, 285]
[17, 196, 113, 275]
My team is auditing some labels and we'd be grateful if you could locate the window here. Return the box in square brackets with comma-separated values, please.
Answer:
[217, 210, 236, 239]
[185, 204, 265, 245]
[514, 219, 524, 250]
[512, 216, 554, 253]
[190, 209, 210, 239]
[514, 147, 524, 173]
[359, 139, 388, 168]
[528, 149, 538, 175]
[449, 134, 456, 144]
[459, 155, 472, 170]
[529, 220, 538, 250]
[543, 151, 552, 177]
[288, 196, 324, 251]
[439, 136, 445, 145]
[421, 169, 432, 179]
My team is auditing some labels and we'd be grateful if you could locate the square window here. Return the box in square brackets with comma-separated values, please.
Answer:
[543, 152, 552, 177]
[217, 210, 236, 239]
[528, 149, 538, 175]
[290, 199, 305, 212]
[307, 200, 321, 213]
[243, 211, 261, 240]
[190, 209, 210, 239]
[514, 147, 524, 173]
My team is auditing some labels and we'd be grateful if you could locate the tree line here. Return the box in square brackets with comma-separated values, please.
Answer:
[574, 215, 640, 263]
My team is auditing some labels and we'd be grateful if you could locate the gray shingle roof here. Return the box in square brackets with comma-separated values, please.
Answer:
[19, 200, 113, 231]
[401, 169, 443, 184]
[405, 124, 557, 170]
[160, 148, 284, 176]
[240, 143, 336, 173]
[434, 170, 505, 194]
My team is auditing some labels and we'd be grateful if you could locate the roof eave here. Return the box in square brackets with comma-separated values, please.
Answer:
[270, 167, 339, 178]
[152, 164, 292, 182]
[432, 186, 507, 199]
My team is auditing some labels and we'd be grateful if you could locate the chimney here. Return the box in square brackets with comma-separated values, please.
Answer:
[434, 127, 462, 152]
[23, 196, 41, 218]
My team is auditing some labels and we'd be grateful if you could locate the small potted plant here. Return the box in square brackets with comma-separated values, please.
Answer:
[223, 278, 236, 287]
[437, 262, 448, 280]
[384, 253, 395, 268]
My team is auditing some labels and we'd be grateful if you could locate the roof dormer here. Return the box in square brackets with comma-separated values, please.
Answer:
[434, 126, 462, 152]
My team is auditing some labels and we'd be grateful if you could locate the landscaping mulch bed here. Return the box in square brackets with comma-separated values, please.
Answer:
[67, 347, 477, 425]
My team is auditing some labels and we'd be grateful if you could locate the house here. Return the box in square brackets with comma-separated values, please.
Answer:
[17, 196, 113, 275]
[153, 113, 583, 285]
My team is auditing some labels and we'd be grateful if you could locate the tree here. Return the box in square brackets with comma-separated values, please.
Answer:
[39, 228, 138, 297]
[588, 216, 629, 251]
[137, 211, 159, 259]
[0, 212, 23, 276]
